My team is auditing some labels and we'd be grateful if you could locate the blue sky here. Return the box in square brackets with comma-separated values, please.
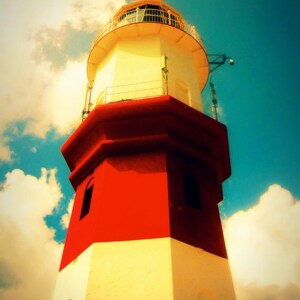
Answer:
[0, 0, 300, 299]
[179, 0, 300, 216]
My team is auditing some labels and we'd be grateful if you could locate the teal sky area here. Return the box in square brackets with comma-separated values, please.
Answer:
[1, 0, 299, 242]
[171, 0, 300, 216]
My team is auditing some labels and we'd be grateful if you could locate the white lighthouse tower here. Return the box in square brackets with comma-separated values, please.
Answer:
[53, 1, 236, 299]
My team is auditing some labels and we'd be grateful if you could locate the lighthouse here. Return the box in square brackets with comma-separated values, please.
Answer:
[53, 1, 236, 299]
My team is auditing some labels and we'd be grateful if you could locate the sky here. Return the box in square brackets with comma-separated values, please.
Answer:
[0, 0, 299, 299]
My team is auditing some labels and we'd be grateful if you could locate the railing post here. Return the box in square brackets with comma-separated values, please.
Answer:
[191, 25, 196, 39]
[104, 87, 108, 104]
[136, 7, 139, 22]
[162, 56, 169, 95]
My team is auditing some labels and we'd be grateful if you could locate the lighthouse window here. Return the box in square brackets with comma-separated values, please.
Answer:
[182, 168, 201, 210]
[118, 9, 136, 23]
[118, 5, 179, 27]
[80, 178, 94, 220]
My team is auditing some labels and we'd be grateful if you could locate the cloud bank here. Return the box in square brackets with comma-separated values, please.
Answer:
[0, 168, 63, 300]
[0, 0, 125, 162]
[223, 184, 300, 299]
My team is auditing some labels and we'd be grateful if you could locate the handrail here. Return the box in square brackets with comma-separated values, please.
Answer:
[92, 80, 163, 107]
[93, 7, 203, 47]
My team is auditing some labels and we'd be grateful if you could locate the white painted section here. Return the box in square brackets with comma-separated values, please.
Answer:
[91, 46, 118, 106]
[171, 239, 236, 299]
[53, 238, 235, 299]
[90, 34, 203, 111]
[110, 35, 163, 102]
[52, 246, 92, 300]
[86, 239, 174, 299]
[161, 37, 203, 111]
[91, 35, 163, 105]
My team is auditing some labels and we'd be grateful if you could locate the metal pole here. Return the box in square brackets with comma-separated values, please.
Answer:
[162, 56, 169, 95]
[210, 81, 218, 121]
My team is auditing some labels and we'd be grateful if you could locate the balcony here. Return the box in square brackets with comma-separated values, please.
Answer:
[93, 5, 203, 47]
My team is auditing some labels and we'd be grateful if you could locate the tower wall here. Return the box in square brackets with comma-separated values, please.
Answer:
[91, 45, 118, 105]
[54, 238, 235, 299]
[60, 151, 170, 270]
[59, 96, 231, 268]
[110, 35, 163, 100]
[161, 36, 202, 110]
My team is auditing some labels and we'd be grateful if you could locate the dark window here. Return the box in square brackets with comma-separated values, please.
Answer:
[182, 168, 201, 209]
[80, 178, 94, 220]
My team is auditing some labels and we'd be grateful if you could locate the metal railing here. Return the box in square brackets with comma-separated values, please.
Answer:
[90, 80, 164, 109]
[93, 7, 202, 46]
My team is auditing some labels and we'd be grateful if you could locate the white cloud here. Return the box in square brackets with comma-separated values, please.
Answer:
[0, 0, 126, 162]
[235, 283, 300, 300]
[61, 198, 74, 229]
[223, 184, 300, 299]
[22, 60, 87, 137]
[0, 168, 63, 300]
[0, 136, 13, 163]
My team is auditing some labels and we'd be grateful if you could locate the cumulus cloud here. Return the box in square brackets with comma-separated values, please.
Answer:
[235, 283, 300, 300]
[0, 168, 64, 300]
[61, 198, 74, 229]
[22, 60, 87, 137]
[0, 136, 13, 162]
[0, 0, 125, 162]
[223, 184, 300, 299]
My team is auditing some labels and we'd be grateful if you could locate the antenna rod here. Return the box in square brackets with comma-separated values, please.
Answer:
[82, 84, 92, 121]
[210, 81, 218, 121]
[208, 54, 235, 73]
[162, 56, 169, 95]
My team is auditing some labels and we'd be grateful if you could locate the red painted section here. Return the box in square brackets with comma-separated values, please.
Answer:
[167, 152, 227, 258]
[60, 96, 231, 270]
[61, 95, 230, 190]
[60, 151, 170, 270]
